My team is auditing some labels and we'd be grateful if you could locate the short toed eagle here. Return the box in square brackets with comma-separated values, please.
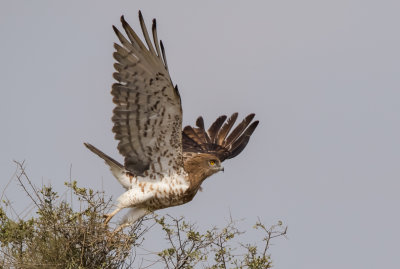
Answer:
[85, 11, 259, 230]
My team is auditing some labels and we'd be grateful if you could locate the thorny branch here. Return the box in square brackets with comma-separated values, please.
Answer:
[13, 161, 43, 209]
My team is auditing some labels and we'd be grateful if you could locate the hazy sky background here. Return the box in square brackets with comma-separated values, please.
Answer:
[1, 1, 400, 268]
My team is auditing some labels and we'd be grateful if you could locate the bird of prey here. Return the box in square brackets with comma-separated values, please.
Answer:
[85, 11, 259, 230]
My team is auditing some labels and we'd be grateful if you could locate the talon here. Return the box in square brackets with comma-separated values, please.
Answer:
[104, 215, 113, 225]
[103, 208, 122, 226]
[103, 214, 112, 225]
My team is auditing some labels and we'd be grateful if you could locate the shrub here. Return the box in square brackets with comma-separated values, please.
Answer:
[0, 162, 286, 268]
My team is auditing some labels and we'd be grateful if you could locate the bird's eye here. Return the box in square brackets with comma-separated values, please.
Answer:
[209, 160, 216, 166]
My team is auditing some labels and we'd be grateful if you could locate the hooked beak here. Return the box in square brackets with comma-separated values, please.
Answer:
[219, 166, 224, 172]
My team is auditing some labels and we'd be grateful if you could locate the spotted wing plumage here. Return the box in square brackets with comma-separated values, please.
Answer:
[112, 11, 183, 176]
[182, 113, 259, 162]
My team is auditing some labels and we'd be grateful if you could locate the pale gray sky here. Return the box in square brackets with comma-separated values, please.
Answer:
[1, 1, 400, 268]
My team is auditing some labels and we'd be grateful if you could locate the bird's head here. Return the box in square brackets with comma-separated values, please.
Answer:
[184, 153, 224, 183]
[205, 157, 224, 174]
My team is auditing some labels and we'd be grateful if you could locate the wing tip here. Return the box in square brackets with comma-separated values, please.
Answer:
[196, 116, 205, 129]
[246, 113, 256, 121]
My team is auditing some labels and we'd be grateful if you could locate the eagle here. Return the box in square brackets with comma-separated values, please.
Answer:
[85, 11, 259, 230]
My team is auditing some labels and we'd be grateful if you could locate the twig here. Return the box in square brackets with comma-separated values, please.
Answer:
[13, 160, 41, 208]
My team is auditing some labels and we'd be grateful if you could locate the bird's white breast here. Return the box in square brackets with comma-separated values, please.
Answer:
[116, 172, 190, 209]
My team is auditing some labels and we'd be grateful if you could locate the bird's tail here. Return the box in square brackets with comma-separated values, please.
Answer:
[85, 143, 135, 190]
[84, 142, 123, 170]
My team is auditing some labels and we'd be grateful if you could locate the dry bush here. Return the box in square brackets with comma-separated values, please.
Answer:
[152, 215, 287, 269]
[0, 162, 286, 269]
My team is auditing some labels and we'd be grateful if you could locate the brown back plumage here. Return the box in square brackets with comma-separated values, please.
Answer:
[182, 113, 259, 162]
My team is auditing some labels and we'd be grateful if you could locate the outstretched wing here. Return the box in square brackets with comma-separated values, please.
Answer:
[182, 113, 259, 162]
[112, 11, 183, 176]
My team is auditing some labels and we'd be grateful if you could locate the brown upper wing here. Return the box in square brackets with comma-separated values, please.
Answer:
[182, 113, 259, 162]
[111, 11, 183, 176]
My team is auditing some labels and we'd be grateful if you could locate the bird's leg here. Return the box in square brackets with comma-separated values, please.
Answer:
[104, 207, 122, 225]
[111, 207, 149, 232]
[113, 222, 131, 234]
